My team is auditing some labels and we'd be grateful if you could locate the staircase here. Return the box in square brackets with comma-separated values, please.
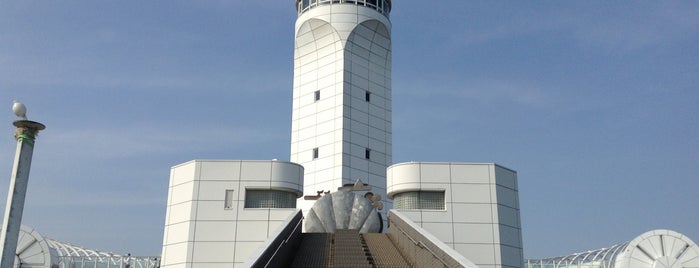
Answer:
[290, 233, 332, 267]
[290, 229, 410, 268]
[363, 233, 411, 267]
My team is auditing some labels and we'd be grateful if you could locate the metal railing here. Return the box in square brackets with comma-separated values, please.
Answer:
[525, 242, 628, 268]
[390, 219, 451, 267]
[525, 260, 613, 268]
[387, 211, 478, 267]
[56, 256, 160, 268]
[296, 0, 391, 17]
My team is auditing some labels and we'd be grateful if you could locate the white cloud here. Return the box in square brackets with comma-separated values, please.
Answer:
[443, 2, 699, 53]
[569, 2, 699, 52]
[399, 77, 554, 108]
[39, 123, 283, 160]
[452, 80, 552, 107]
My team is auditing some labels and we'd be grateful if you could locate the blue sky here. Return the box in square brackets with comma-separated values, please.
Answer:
[1, 1, 697, 258]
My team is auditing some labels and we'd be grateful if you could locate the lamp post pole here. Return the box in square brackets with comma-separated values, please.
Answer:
[0, 112, 45, 267]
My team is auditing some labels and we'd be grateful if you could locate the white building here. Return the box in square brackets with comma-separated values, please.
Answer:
[387, 162, 524, 268]
[160, 160, 303, 267]
[151, 2, 699, 268]
[161, 1, 524, 267]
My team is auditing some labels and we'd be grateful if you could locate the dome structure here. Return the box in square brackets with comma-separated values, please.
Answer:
[9, 225, 53, 268]
[526, 229, 699, 268]
[615, 229, 699, 268]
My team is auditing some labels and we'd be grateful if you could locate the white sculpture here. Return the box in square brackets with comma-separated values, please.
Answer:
[12, 100, 27, 120]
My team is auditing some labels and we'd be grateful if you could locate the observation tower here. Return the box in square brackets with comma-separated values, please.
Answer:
[290, 0, 394, 216]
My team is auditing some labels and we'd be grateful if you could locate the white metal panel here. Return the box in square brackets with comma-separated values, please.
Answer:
[164, 221, 192, 243]
[268, 209, 298, 221]
[450, 183, 492, 203]
[233, 242, 265, 263]
[454, 243, 498, 266]
[453, 223, 496, 244]
[495, 205, 520, 229]
[450, 164, 491, 184]
[500, 245, 524, 267]
[419, 163, 450, 183]
[191, 241, 235, 263]
[199, 161, 241, 180]
[169, 181, 196, 205]
[235, 221, 270, 242]
[239, 162, 272, 181]
[194, 200, 236, 221]
[170, 161, 197, 186]
[422, 222, 455, 244]
[197, 181, 235, 201]
[194, 221, 237, 242]
[161, 242, 190, 265]
[167, 202, 194, 224]
[494, 165, 517, 190]
[451, 203, 494, 223]
[495, 185, 518, 208]
[420, 208, 453, 223]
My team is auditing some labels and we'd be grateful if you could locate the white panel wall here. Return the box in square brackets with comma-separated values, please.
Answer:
[161, 160, 303, 268]
[387, 162, 524, 268]
[290, 4, 393, 218]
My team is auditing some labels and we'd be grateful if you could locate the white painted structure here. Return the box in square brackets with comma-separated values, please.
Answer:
[160, 160, 303, 268]
[290, 1, 393, 214]
[154, 2, 699, 268]
[2, 225, 157, 268]
[159, 3, 525, 267]
[160, 2, 522, 267]
[526, 229, 699, 268]
[387, 162, 524, 268]
[1, 118, 45, 268]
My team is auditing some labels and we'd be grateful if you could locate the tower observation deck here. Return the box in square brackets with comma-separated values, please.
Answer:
[296, 0, 392, 17]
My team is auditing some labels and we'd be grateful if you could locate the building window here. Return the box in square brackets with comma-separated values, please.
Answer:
[244, 190, 296, 208]
[365, 148, 371, 159]
[393, 191, 445, 210]
[224, 189, 235, 209]
[313, 148, 319, 159]
[314, 90, 320, 101]
[365, 91, 371, 102]
[297, 0, 392, 16]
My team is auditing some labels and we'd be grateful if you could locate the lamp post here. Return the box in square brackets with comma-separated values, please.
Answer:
[0, 101, 45, 268]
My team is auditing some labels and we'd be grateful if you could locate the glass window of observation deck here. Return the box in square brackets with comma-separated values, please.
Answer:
[298, 0, 391, 15]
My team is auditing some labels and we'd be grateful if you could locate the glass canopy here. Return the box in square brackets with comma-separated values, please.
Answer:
[13, 225, 159, 268]
[48, 238, 160, 268]
[525, 243, 628, 268]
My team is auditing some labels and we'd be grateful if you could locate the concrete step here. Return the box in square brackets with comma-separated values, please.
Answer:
[290, 229, 411, 268]
[363, 233, 411, 268]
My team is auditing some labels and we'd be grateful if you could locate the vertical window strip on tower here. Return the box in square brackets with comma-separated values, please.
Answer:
[224, 189, 235, 209]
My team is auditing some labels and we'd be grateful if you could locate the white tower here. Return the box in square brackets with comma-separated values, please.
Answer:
[290, 0, 393, 215]
[1, 101, 45, 268]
